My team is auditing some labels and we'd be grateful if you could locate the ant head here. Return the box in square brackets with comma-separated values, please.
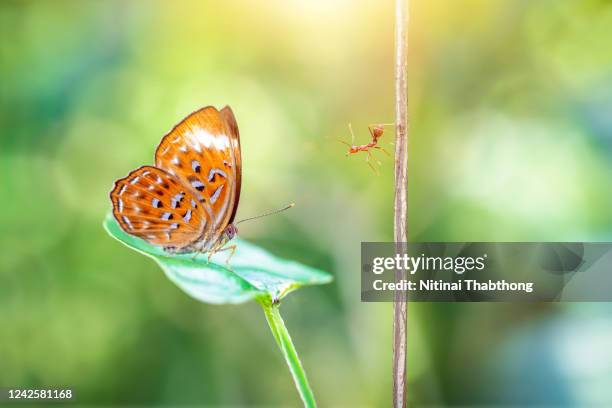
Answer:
[371, 125, 385, 139]
[349, 145, 359, 154]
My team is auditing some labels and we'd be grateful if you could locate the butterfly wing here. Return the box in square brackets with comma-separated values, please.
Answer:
[220, 106, 242, 224]
[110, 166, 211, 249]
[154, 106, 241, 245]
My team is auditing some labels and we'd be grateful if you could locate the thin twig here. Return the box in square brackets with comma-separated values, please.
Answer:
[392, 0, 409, 407]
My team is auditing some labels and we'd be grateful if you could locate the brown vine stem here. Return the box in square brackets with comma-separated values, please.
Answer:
[392, 0, 409, 407]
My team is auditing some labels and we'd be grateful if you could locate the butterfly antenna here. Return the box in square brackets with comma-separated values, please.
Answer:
[235, 203, 295, 225]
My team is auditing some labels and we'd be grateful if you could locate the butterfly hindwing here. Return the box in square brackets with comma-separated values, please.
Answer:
[110, 166, 211, 249]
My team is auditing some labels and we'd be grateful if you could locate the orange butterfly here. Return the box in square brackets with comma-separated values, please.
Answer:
[110, 106, 242, 260]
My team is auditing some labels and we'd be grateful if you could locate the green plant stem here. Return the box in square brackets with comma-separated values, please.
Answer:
[260, 300, 317, 408]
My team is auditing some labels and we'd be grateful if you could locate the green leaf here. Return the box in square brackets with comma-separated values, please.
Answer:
[103, 213, 332, 304]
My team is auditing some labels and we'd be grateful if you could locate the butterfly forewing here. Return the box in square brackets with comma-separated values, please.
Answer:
[220, 106, 242, 224]
[154, 106, 241, 242]
[110, 166, 211, 248]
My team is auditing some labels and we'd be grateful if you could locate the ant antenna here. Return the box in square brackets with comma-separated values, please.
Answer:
[348, 123, 356, 144]
[235, 203, 295, 225]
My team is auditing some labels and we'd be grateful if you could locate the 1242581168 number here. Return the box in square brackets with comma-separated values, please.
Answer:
[4, 388, 73, 400]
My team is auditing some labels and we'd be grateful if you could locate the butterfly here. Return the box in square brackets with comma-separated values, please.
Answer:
[110, 106, 242, 260]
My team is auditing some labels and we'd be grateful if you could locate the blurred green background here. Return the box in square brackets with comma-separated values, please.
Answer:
[2, 0, 612, 406]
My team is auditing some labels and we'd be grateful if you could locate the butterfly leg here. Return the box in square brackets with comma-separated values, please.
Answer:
[207, 239, 224, 263]
[216, 244, 237, 266]
[207, 242, 237, 267]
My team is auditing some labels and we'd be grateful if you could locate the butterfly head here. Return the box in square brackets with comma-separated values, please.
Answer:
[224, 223, 238, 241]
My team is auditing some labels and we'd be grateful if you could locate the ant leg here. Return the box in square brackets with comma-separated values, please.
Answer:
[368, 125, 376, 139]
[375, 146, 392, 157]
[372, 150, 382, 167]
[365, 151, 379, 174]
[338, 139, 352, 156]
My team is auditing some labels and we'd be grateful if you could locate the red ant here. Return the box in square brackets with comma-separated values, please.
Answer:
[339, 123, 394, 173]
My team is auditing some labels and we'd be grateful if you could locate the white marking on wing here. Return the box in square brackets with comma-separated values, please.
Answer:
[215, 191, 230, 224]
[192, 160, 201, 173]
[210, 184, 224, 204]
[208, 168, 227, 181]
[188, 129, 229, 150]
[190, 179, 205, 191]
